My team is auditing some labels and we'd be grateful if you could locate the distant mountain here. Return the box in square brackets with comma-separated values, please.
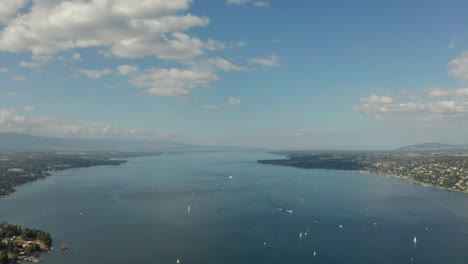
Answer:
[0, 133, 195, 152]
[397, 143, 468, 152]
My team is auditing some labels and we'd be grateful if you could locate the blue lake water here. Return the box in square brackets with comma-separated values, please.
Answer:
[1, 151, 467, 264]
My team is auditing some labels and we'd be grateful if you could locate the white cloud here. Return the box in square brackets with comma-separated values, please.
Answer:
[249, 55, 281, 67]
[201, 105, 221, 110]
[76, 68, 113, 79]
[360, 94, 393, 104]
[12, 75, 27, 82]
[291, 128, 335, 136]
[72, 53, 81, 60]
[227, 0, 250, 5]
[426, 87, 468, 98]
[228, 97, 241, 105]
[354, 92, 468, 122]
[253, 2, 270, 8]
[234, 41, 246, 47]
[130, 68, 220, 96]
[0, 108, 177, 140]
[19, 55, 55, 68]
[449, 51, 468, 82]
[0, 68, 8, 73]
[117, 65, 138, 75]
[0, 0, 29, 24]
[427, 87, 449, 98]
[24, 105, 35, 111]
[206, 57, 248, 72]
[0, 0, 221, 64]
[124, 57, 246, 96]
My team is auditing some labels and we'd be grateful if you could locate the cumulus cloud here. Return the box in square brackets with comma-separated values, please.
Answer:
[426, 87, 450, 98]
[449, 51, 468, 82]
[205, 57, 249, 72]
[253, 2, 271, 8]
[72, 53, 81, 60]
[117, 65, 138, 75]
[249, 55, 281, 67]
[426, 87, 468, 98]
[76, 68, 113, 79]
[24, 105, 35, 111]
[130, 68, 220, 96]
[228, 97, 241, 104]
[201, 105, 221, 110]
[0, 0, 220, 64]
[0, 0, 29, 23]
[0, 68, 7, 73]
[354, 92, 468, 122]
[360, 94, 393, 104]
[0, 108, 177, 139]
[12, 75, 27, 82]
[227, 0, 250, 4]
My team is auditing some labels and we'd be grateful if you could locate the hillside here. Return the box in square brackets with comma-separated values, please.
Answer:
[0, 133, 193, 152]
[397, 143, 468, 152]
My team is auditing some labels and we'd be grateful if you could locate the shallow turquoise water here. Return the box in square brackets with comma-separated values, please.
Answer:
[1, 151, 467, 263]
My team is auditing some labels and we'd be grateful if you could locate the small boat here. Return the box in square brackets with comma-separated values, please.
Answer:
[187, 205, 191, 214]
[313, 251, 317, 257]
[413, 236, 417, 243]
[339, 224, 343, 228]
[177, 258, 180, 264]
[299, 232, 302, 239]
[228, 175, 233, 179]
[286, 209, 293, 214]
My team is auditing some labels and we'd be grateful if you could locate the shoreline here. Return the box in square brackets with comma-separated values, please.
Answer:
[356, 170, 468, 194]
[0, 152, 162, 199]
[0, 153, 161, 263]
[258, 160, 467, 194]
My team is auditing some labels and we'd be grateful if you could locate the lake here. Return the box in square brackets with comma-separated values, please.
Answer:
[1, 151, 467, 264]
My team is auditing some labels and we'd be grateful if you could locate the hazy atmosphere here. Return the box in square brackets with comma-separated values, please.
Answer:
[1, 0, 468, 149]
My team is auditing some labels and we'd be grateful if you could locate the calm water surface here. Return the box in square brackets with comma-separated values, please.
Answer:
[1, 151, 467, 264]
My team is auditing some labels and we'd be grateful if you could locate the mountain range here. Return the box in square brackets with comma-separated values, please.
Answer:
[397, 143, 468, 152]
[1, 133, 467, 153]
[0, 133, 194, 152]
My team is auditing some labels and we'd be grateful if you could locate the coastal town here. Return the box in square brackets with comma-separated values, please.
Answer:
[259, 151, 468, 193]
[0, 223, 52, 263]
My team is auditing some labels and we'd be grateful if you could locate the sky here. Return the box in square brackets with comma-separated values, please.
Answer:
[1, 0, 468, 149]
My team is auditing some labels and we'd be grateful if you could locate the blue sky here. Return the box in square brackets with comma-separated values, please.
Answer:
[1, 0, 468, 149]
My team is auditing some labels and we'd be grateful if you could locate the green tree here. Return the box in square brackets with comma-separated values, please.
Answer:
[0, 250, 8, 264]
